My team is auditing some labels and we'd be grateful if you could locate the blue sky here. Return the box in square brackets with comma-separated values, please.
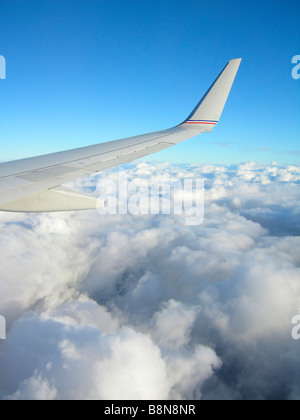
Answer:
[0, 0, 299, 164]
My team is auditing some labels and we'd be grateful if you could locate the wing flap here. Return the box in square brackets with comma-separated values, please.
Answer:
[0, 186, 98, 213]
[85, 142, 173, 171]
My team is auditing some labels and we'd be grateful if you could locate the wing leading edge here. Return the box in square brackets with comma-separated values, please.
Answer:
[0, 59, 241, 212]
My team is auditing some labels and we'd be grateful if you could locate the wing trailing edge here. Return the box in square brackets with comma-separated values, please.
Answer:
[0, 187, 98, 212]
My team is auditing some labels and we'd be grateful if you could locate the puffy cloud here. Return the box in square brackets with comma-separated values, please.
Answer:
[0, 311, 219, 400]
[0, 161, 299, 400]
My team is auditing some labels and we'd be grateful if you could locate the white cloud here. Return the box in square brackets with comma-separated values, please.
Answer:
[0, 161, 299, 400]
[151, 300, 198, 349]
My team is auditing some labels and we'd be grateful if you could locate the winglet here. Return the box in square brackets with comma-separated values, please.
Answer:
[0, 187, 98, 212]
[181, 58, 242, 130]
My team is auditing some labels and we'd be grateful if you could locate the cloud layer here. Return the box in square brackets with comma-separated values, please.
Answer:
[0, 161, 299, 400]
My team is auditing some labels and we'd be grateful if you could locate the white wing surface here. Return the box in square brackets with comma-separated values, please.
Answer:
[0, 59, 241, 212]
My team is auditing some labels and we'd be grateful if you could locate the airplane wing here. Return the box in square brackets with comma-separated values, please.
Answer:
[0, 59, 241, 212]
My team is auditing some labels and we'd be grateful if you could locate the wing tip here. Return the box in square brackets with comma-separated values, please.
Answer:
[229, 58, 242, 62]
[180, 58, 242, 129]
